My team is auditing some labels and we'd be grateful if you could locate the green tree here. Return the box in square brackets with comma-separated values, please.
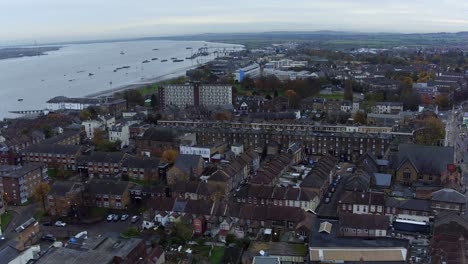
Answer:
[415, 117, 445, 145]
[174, 221, 193, 243]
[344, 80, 353, 101]
[150, 94, 158, 109]
[225, 233, 236, 245]
[123, 89, 144, 108]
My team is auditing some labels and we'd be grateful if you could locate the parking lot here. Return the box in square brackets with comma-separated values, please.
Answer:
[41, 215, 142, 239]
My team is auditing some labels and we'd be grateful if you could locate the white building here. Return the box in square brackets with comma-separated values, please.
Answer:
[231, 143, 244, 156]
[179, 145, 212, 161]
[352, 101, 361, 113]
[263, 68, 314, 81]
[373, 102, 404, 114]
[46, 96, 102, 111]
[341, 101, 352, 113]
[108, 124, 130, 147]
[82, 115, 116, 139]
[234, 63, 261, 82]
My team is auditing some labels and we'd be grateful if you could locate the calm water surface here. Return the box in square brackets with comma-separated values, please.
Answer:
[0, 40, 242, 119]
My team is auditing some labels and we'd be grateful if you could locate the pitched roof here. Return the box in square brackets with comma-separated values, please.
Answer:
[0, 163, 44, 178]
[23, 144, 81, 155]
[432, 188, 465, 204]
[396, 144, 454, 174]
[340, 191, 385, 206]
[319, 221, 332, 234]
[86, 180, 129, 195]
[49, 181, 83, 196]
[397, 199, 431, 212]
[141, 127, 178, 142]
[78, 152, 125, 164]
[121, 155, 160, 169]
[372, 173, 392, 187]
[174, 154, 203, 175]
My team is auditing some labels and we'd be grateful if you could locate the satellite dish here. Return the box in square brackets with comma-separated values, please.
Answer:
[259, 250, 265, 256]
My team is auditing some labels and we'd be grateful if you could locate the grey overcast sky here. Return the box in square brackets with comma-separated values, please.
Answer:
[1, 0, 468, 44]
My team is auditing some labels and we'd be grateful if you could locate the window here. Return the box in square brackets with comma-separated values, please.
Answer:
[377, 206, 382, 213]
[403, 171, 411, 179]
[370, 205, 375, 212]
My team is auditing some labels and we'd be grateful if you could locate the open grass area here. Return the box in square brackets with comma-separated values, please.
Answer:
[318, 93, 344, 100]
[47, 169, 74, 180]
[89, 207, 108, 218]
[121, 227, 141, 238]
[210, 246, 225, 264]
[1, 211, 13, 231]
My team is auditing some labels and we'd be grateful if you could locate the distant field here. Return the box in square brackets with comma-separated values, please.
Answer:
[319, 93, 344, 100]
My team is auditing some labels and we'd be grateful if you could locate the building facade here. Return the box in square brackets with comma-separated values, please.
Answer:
[0, 163, 48, 205]
[159, 84, 233, 108]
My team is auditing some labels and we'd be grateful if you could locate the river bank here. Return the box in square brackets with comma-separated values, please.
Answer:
[85, 64, 198, 98]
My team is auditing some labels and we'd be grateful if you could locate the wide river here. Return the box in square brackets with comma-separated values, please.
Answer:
[0, 40, 242, 120]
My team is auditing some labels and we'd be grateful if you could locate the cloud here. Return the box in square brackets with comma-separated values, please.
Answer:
[0, 0, 467, 44]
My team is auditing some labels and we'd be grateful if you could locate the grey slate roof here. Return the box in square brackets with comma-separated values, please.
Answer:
[49, 181, 83, 196]
[174, 154, 203, 174]
[432, 188, 465, 204]
[373, 173, 392, 187]
[0, 246, 20, 264]
[23, 144, 81, 155]
[78, 151, 125, 164]
[398, 199, 431, 212]
[86, 180, 129, 195]
[396, 144, 454, 174]
[121, 155, 160, 169]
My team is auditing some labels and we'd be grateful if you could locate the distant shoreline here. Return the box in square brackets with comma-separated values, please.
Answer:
[0, 46, 61, 60]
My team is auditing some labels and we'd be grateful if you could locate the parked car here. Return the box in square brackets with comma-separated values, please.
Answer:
[41, 234, 56, 242]
[335, 165, 342, 170]
[325, 198, 331, 204]
[107, 214, 114, 221]
[113, 214, 120, 222]
[131, 215, 140, 223]
[142, 220, 155, 230]
[327, 192, 333, 198]
[346, 167, 356, 173]
[54, 221, 66, 227]
[330, 187, 336, 193]
[121, 214, 129, 221]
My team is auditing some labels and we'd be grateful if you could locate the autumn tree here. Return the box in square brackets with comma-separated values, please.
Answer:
[79, 109, 92, 121]
[284, 89, 297, 107]
[353, 111, 367, 125]
[435, 94, 450, 109]
[415, 117, 445, 146]
[33, 182, 51, 212]
[240, 76, 255, 90]
[214, 112, 232, 121]
[93, 129, 120, 152]
[162, 149, 178, 164]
